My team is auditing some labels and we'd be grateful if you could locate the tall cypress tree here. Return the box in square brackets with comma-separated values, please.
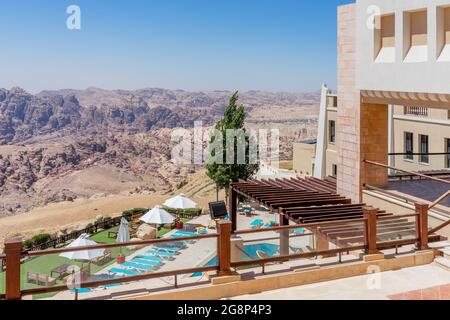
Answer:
[206, 92, 259, 201]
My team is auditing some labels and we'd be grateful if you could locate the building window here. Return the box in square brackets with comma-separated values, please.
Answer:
[329, 120, 336, 144]
[446, 139, 450, 169]
[419, 135, 429, 164]
[374, 14, 396, 63]
[404, 106, 428, 116]
[332, 164, 338, 177]
[405, 132, 414, 160]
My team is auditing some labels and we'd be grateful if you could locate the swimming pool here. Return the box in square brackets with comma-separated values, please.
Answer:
[192, 243, 279, 277]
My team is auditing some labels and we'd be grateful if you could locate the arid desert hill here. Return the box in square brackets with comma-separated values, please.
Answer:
[0, 87, 319, 228]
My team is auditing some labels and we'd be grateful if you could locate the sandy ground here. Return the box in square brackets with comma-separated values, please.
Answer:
[0, 191, 221, 247]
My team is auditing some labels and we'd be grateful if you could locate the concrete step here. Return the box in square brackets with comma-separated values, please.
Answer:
[437, 247, 450, 258]
[434, 257, 450, 271]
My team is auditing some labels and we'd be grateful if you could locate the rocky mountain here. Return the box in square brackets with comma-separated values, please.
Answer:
[0, 87, 320, 216]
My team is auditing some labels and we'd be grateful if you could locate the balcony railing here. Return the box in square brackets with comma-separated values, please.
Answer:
[404, 106, 428, 116]
[0, 204, 438, 301]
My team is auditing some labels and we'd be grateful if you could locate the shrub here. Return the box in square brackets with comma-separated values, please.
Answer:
[163, 206, 202, 219]
[23, 239, 33, 249]
[122, 208, 147, 219]
[31, 233, 52, 245]
[23, 233, 53, 248]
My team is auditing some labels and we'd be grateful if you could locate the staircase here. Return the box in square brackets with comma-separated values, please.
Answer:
[434, 247, 450, 271]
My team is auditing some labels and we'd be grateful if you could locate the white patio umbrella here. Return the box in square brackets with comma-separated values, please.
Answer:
[116, 218, 130, 243]
[140, 205, 175, 225]
[60, 234, 106, 261]
[164, 194, 197, 209]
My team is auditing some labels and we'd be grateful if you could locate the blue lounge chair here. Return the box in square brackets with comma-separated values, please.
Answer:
[170, 233, 196, 244]
[175, 231, 197, 236]
[109, 268, 139, 276]
[294, 228, 305, 234]
[154, 245, 182, 253]
[147, 250, 176, 260]
[136, 255, 164, 263]
[250, 219, 264, 229]
[132, 258, 161, 267]
[122, 262, 154, 272]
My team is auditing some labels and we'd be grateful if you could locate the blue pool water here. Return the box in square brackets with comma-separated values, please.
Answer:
[192, 243, 279, 277]
[70, 282, 122, 294]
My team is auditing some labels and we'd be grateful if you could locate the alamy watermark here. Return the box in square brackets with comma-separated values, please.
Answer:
[171, 122, 280, 166]
[66, 5, 81, 30]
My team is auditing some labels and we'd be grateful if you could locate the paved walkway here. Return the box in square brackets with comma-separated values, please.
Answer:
[228, 264, 450, 300]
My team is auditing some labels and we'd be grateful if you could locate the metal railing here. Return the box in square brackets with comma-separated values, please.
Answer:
[364, 159, 450, 236]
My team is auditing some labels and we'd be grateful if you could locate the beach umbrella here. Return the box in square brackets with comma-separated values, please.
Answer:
[140, 205, 175, 225]
[164, 194, 197, 209]
[60, 234, 106, 261]
[116, 218, 130, 244]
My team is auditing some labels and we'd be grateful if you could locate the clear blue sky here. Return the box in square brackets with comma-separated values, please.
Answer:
[0, 0, 353, 93]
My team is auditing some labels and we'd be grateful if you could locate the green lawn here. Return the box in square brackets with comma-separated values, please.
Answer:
[0, 226, 134, 299]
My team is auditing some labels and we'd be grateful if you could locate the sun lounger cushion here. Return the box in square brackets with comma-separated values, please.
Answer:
[122, 262, 153, 271]
[109, 268, 139, 276]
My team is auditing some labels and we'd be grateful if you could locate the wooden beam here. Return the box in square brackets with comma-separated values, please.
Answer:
[4, 237, 22, 300]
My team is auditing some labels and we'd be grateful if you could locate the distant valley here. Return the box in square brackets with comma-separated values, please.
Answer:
[0, 87, 319, 221]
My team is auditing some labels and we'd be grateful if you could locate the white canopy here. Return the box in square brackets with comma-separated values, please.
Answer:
[164, 194, 197, 209]
[116, 218, 130, 243]
[140, 205, 175, 225]
[59, 234, 106, 261]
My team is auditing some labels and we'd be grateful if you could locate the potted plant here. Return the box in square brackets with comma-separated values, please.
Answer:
[116, 254, 126, 264]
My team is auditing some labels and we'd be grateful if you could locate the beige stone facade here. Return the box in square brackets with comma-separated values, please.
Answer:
[335, 1, 450, 202]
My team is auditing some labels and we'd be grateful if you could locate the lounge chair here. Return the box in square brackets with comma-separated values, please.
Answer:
[250, 219, 264, 229]
[294, 228, 305, 234]
[175, 231, 197, 237]
[136, 255, 164, 263]
[108, 268, 139, 276]
[132, 258, 161, 267]
[154, 245, 182, 253]
[162, 241, 187, 248]
[92, 250, 112, 266]
[170, 233, 196, 244]
[121, 262, 154, 272]
[147, 250, 176, 260]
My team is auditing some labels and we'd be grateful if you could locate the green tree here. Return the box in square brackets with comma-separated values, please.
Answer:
[206, 92, 259, 201]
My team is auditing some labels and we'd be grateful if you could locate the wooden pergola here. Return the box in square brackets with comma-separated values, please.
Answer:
[229, 177, 438, 252]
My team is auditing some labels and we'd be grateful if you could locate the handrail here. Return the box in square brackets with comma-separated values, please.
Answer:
[21, 265, 218, 297]
[234, 218, 367, 236]
[23, 234, 218, 257]
[364, 160, 450, 185]
[376, 213, 419, 221]
[430, 191, 450, 210]
[429, 220, 450, 235]
[364, 184, 450, 216]
[231, 245, 366, 268]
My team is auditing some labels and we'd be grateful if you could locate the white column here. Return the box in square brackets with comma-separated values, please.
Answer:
[313, 84, 329, 179]
[388, 104, 395, 174]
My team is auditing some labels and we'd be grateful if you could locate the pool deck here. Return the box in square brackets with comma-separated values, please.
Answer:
[49, 210, 286, 300]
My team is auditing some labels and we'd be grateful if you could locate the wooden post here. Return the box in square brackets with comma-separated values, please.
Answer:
[4, 237, 22, 300]
[363, 207, 378, 255]
[415, 202, 429, 250]
[279, 209, 290, 257]
[217, 220, 232, 276]
[228, 188, 238, 232]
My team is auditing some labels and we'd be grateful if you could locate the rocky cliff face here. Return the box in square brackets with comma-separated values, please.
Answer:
[0, 87, 319, 216]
